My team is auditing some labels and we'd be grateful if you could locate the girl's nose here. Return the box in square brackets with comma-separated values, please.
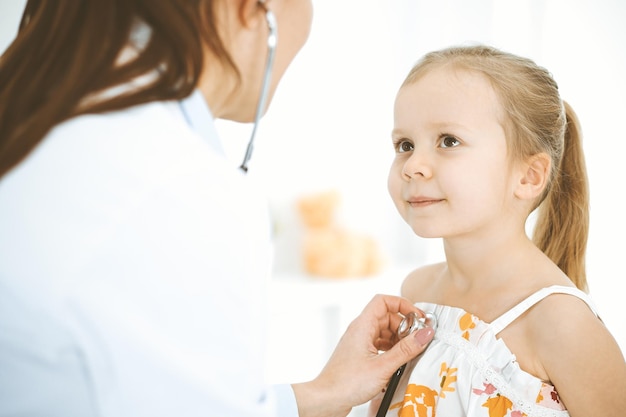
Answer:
[402, 150, 433, 180]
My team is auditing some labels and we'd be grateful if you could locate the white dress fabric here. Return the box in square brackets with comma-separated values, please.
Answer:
[383, 285, 598, 417]
[0, 91, 298, 417]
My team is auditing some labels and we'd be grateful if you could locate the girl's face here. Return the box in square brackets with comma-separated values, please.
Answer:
[388, 66, 518, 240]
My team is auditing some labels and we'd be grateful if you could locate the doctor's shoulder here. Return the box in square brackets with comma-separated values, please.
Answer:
[400, 262, 446, 303]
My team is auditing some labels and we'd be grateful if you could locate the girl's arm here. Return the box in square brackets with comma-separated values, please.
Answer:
[536, 295, 626, 416]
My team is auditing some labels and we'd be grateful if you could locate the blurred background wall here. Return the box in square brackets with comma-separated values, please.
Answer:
[223, 0, 626, 382]
[2, 2, 624, 413]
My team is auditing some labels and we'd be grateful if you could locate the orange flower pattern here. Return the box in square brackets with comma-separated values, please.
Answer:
[438, 362, 457, 398]
[459, 312, 476, 340]
[391, 384, 438, 417]
[482, 393, 513, 417]
[389, 306, 568, 417]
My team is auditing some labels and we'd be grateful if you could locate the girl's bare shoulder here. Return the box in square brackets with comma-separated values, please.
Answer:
[400, 262, 446, 302]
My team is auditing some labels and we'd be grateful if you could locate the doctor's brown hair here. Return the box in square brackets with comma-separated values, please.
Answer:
[0, 0, 237, 180]
[402, 45, 589, 291]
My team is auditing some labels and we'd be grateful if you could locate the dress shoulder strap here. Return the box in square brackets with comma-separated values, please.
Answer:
[490, 285, 599, 335]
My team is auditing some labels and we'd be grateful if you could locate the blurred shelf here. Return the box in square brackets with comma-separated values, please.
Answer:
[268, 265, 414, 310]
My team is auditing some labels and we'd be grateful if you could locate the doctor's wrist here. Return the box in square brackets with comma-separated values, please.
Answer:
[291, 379, 351, 417]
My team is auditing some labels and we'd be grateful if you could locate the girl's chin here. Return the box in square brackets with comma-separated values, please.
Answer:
[409, 226, 442, 239]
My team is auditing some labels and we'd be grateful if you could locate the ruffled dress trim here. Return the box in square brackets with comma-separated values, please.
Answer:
[389, 285, 597, 417]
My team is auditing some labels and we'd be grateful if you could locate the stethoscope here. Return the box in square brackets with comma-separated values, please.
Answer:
[375, 311, 437, 417]
[239, 2, 277, 173]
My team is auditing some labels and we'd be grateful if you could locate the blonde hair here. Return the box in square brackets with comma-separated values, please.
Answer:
[403, 45, 589, 291]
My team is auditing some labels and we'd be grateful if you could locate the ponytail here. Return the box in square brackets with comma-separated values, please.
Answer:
[532, 101, 589, 291]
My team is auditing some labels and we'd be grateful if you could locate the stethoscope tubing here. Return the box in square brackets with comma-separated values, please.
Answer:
[375, 363, 407, 417]
[240, 7, 277, 173]
[375, 311, 437, 417]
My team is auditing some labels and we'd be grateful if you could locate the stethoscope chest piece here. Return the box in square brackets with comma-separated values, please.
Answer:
[375, 311, 437, 417]
[398, 311, 437, 339]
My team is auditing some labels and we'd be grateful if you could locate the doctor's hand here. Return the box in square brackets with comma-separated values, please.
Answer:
[291, 294, 435, 417]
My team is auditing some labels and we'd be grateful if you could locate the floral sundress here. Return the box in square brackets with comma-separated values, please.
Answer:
[381, 285, 598, 417]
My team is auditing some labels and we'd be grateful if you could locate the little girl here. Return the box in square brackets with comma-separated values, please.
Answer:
[372, 45, 626, 416]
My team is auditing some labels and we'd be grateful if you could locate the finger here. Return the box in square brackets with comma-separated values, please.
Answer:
[376, 338, 394, 352]
[378, 307, 428, 339]
[386, 311, 406, 333]
[377, 327, 395, 341]
[358, 295, 428, 352]
[384, 294, 421, 316]
[356, 296, 405, 344]
[374, 328, 397, 351]
[377, 326, 435, 375]
[363, 294, 419, 322]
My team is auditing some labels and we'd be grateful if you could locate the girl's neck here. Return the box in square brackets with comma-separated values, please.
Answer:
[441, 230, 534, 289]
[438, 235, 571, 322]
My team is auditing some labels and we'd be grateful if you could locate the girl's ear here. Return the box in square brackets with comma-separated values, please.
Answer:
[514, 153, 551, 200]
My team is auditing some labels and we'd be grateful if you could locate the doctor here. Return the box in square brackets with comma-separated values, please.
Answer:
[0, 1, 435, 416]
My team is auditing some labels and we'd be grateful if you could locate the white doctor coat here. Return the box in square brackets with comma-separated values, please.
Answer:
[0, 91, 298, 416]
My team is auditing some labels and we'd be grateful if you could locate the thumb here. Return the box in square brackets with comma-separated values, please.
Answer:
[380, 326, 434, 373]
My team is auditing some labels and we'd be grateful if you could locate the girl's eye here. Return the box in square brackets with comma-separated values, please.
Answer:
[440, 135, 460, 148]
[394, 140, 414, 153]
